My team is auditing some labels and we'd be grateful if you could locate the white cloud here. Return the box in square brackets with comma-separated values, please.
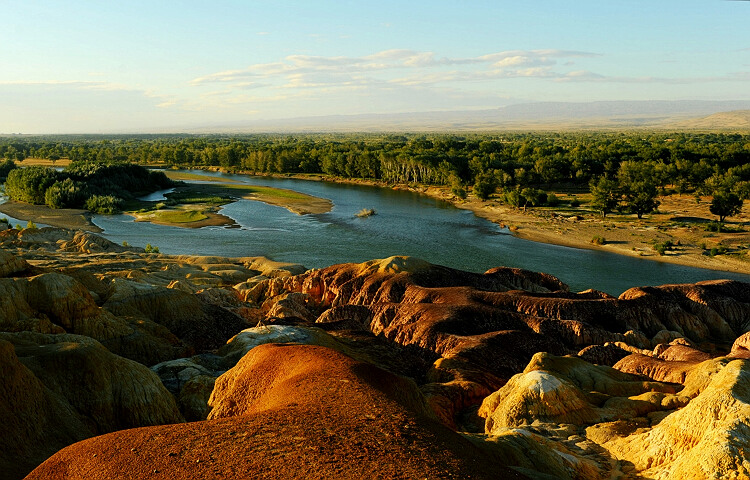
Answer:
[190, 48, 600, 90]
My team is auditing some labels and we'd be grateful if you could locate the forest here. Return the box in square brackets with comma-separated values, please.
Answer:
[0, 132, 748, 219]
[0, 159, 172, 213]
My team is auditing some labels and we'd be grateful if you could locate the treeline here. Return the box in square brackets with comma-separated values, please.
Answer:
[2, 132, 749, 218]
[2, 161, 172, 213]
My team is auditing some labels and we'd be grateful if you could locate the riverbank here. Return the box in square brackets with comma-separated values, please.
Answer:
[0, 172, 334, 231]
[0, 202, 102, 232]
[225, 170, 749, 275]
[445, 190, 750, 275]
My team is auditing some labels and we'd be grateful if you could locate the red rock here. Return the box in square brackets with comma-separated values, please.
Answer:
[28, 344, 528, 480]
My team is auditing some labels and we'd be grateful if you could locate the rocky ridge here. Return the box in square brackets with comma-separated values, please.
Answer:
[1, 227, 749, 479]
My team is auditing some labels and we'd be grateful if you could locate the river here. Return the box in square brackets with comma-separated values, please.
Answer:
[89, 170, 750, 296]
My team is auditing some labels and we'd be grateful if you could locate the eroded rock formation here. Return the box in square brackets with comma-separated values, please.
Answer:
[2, 228, 750, 479]
[27, 344, 527, 480]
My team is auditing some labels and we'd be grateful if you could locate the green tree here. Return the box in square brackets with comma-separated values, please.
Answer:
[0, 159, 16, 182]
[447, 173, 467, 199]
[4, 166, 58, 204]
[85, 195, 122, 214]
[589, 177, 620, 218]
[473, 172, 496, 201]
[520, 187, 546, 211]
[709, 191, 743, 223]
[44, 178, 88, 209]
[618, 161, 660, 219]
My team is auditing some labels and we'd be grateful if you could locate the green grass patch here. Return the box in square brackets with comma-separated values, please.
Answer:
[152, 210, 207, 223]
[223, 184, 311, 200]
[165, 189, 233, 205]
[164, 171, 240, 183]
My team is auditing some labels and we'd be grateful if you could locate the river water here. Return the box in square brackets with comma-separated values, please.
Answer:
[90, 170, 750, 296]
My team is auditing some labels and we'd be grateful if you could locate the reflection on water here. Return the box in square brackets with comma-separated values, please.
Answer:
[92, 170, 750, 296]
[137, 188, 175, 202]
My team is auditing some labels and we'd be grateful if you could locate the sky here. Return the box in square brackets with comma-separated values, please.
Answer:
[1, 0, 749, 133]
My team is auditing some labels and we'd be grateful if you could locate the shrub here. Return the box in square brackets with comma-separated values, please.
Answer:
[25, 220, 37, 230]
[4, 166, 58, 204]
[653, 240, 674, 256]
[473, 172, 497, 201]
[591, 236, 606, 245]
[546, 192, 560, 206]
[0, 159, 16, 182]
[145, 243, 160, 254]
[44, 178, 88, 209]
[85, 195, 122, 214]
[451, 184, 467, 199]
[570, 198, 581, 208]
[503, 188, 522, 208]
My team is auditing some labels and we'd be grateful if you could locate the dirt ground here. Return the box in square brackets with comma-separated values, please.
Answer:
[423, 186, 750, 275]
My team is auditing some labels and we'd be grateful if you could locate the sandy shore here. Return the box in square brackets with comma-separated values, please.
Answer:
[0, 174, 333, 231]
[447, 192, 750, 274]
[0, 202, 102, 232]
[132, 211, 238, 228]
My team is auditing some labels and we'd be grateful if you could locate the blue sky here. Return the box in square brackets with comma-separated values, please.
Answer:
[1, 0, 749, 133]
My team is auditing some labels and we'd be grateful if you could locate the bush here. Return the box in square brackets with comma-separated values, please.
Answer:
[4, 166, 58, 204]
[25, 220, 37, 230]
[451, 184, 467, 199]
[706, 221, 743, 233]
[44, 178, 88, 209]
[521, 188, 546, 208]
[653, 240, 675, 256]
[473, 173, 497, 201]
[144, 243, 160, 254]
[591, 236, 606, 245]
[0, 159, 16, 182]
[546, 192, 560, 206]
[503, 188, 522, 207]
[570, 198, 581, 208]
[85, 195, 122, 214]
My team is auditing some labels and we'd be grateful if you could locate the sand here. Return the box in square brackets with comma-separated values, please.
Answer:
[0, 202, 102, 232]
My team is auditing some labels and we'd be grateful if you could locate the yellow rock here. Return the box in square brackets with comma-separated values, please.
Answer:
[602, 358, 750, 479]
[480, 353, 680, 434]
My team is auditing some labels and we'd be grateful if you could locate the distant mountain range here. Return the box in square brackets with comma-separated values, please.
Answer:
[189, 100, 750, 133]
